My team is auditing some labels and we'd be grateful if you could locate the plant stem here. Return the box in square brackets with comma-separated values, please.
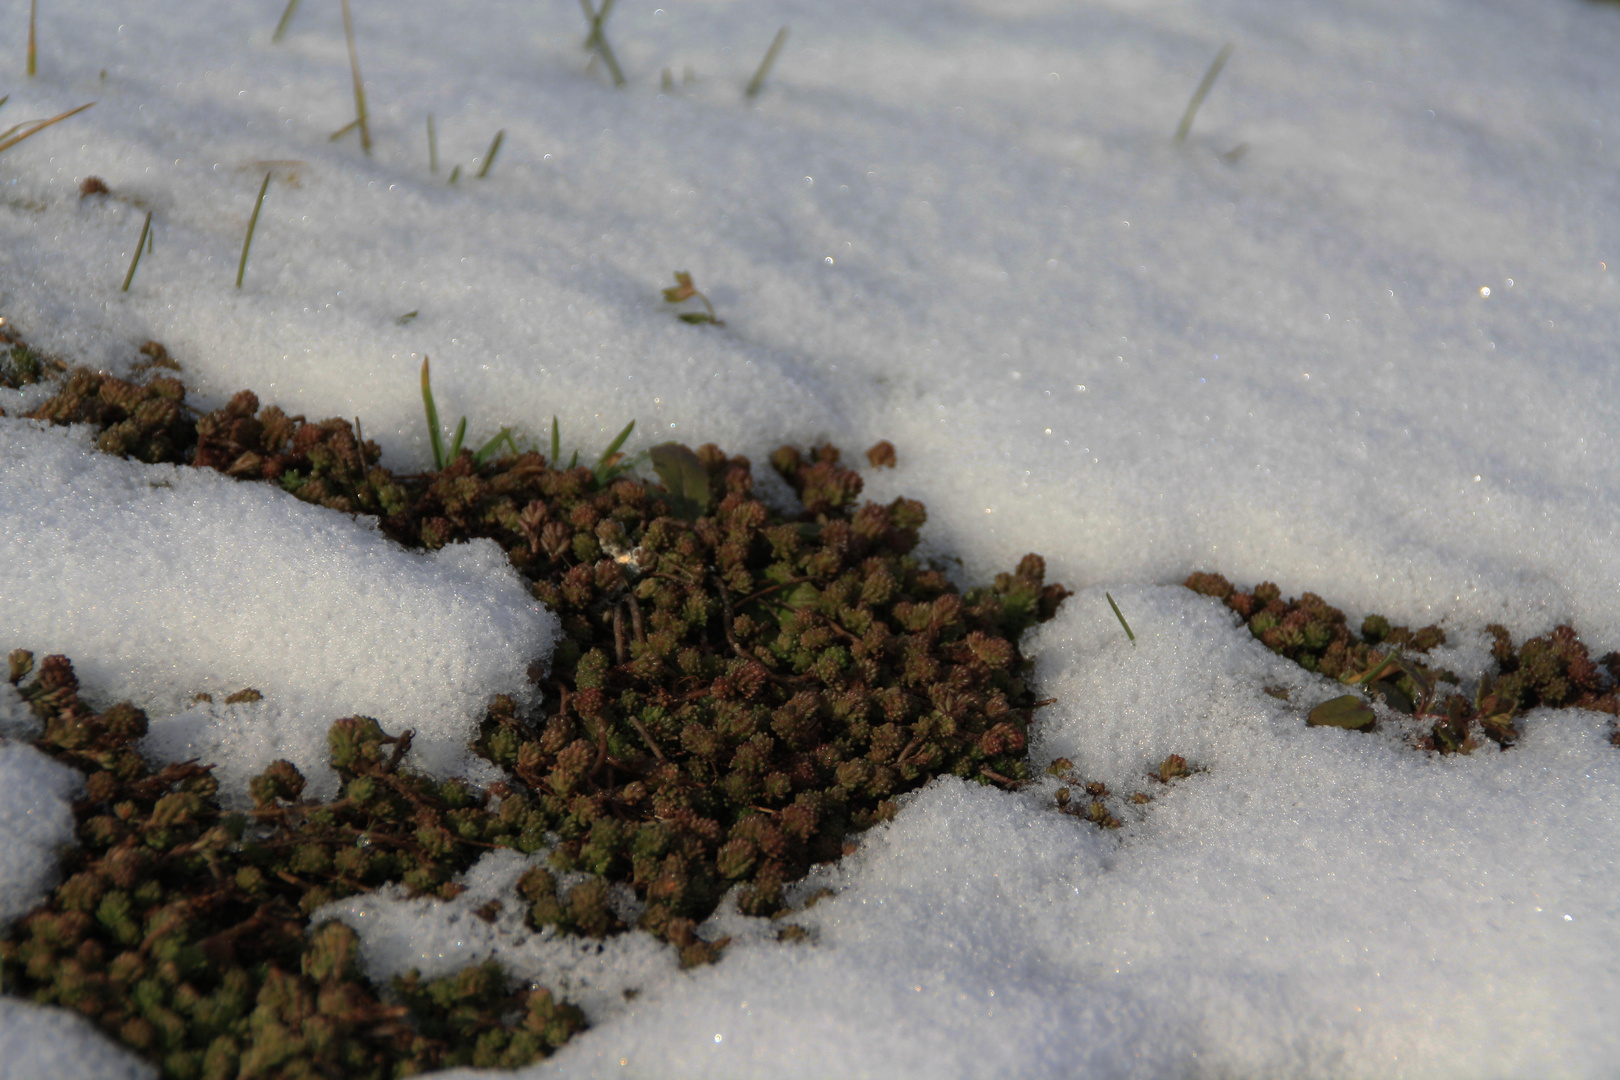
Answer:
[27, 0, 38, 77]
[236, 171, 271, 291]
[427, 114, 437, 173]
[745, 26, 789, 99]
[1174, 42, 1233, 144]
[272, 0, 300, 43]
[476, 130, 504, 179]
[121, 211, 152, 293]
[339, 0, 371, 155]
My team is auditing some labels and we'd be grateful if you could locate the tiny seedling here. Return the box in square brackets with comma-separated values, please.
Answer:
[578, 0, 625, 87]
[663, 270, 723, 325]
[1174, 42, 1233, 144]
[544, 415, 641, 483]
[27, 0, 38, 77]
[476, 129, 504, 179]
[427, 114, 438, 173]
[0, 100, 94, 155]
[236, 171, 271, 290]
[339, 0, 371, 154]
[272, 0, 300, 43]
[419, 356, 519, 469]
[1105, 592, 1136, 643]
[120, 211, 152, 293]
[745, 27, 789, 100]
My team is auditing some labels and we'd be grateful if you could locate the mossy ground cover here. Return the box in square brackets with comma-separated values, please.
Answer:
[2, 337, 1617, 1077]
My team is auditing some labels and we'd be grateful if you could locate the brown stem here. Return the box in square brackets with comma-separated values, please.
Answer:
[979, 767, 1023, 788]
[628, 714, 666, 761]
[614, 603, 628, 665]
[627, 591, 646, 643]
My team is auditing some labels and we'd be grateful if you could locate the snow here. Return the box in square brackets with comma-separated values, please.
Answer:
[4, 0, 1620, 1074]
[0, 421, 558, 790]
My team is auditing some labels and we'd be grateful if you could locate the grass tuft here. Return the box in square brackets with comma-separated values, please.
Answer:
[236, 171, 271, 290]
[1174, 42, 1233, 144]
[477, 129, 505, 179]
[745, 26, 790, 100]
[120, 211, 152, 293]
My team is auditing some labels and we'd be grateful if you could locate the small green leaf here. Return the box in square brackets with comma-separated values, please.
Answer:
[1105, 592, 1135, 643]
[784, 583, 820, 610]
[650, 442, 710, 520]
[677, 312, 714, 324]
[1306, 694, 1376, 731]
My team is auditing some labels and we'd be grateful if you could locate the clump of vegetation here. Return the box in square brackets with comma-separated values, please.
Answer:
[1185, 571, 1620, 752]
[26, 366, 191, 463]
[0, 650, 584, 1078]
[10, 338, 1073, 1070]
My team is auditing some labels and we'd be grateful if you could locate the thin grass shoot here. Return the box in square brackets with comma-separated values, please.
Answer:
[448, 164, 461, 185]
[0, 101, 94, 155]
[476, 130, 504, 179]
[427, 114, 438, 173]
[272, 0, 300, 43]
[579, 0, 625, 87]
[27, 0, 37, 77]
[550, 416, 561, 465]
[420, 357, 448, 470]
[120, 211, 153, 293]
[745, 26, 789, 99]
[235, 171, 271, 290]
[328, 117, 360, 143]
[1174, 42, 1233, 144]
[1105, 592, 1136, 644]
[339, 0, 371, 154]
[446, 416, 468, 463]
[593, 420, 635, 483]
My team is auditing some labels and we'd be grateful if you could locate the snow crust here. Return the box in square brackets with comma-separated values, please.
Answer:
[0, 997, 154, 1080]
[3, 0, 1620, 1073]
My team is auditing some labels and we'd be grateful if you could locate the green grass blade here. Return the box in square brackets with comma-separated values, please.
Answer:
[447, 416, 467, 463]
[427, 114, 437, 173]
[339, 0, 371, 155]
[421, 357, 447, 470]
[476, 130, 504, 179]
[594, 420, 635, 483]
[550, 416, 560, 465]
[27, 0, 38, 78]
[0, 96, 9, 113]
[1174, 42, 1233, 144]
[745, 26, 789, 99]
[121, 211, 152, 293]
[236, 171, 271, 290]
[1105, 592, 1136, 643]
[272, 0, 301, 43]
[473, 427, 514, 465]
